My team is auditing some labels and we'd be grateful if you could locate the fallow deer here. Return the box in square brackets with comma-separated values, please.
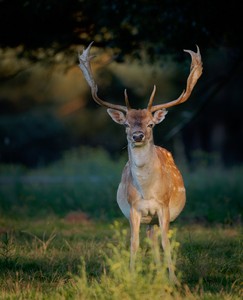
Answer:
[78, 42, 202, 284]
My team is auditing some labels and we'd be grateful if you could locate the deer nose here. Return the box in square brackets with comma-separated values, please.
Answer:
[132, 131, 145, 143]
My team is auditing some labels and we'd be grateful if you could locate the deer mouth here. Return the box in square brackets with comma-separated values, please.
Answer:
[132, 141, 146, 147]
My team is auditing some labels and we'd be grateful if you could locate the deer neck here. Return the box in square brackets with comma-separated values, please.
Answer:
[128, 140, 160, 198]
[128, 140, 157, 168]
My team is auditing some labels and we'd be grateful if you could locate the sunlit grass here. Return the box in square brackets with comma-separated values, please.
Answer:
[0, 219, 241, 299]
[0, 147, 242, 299]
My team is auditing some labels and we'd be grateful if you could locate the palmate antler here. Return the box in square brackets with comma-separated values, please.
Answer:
[78, 42, 203, 113]
[148, 46, 203, 112]
[78, 42, 128, 113]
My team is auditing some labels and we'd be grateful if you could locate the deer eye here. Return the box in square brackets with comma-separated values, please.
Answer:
[147, 123, 154, 128]
[124, 123, 130, 128]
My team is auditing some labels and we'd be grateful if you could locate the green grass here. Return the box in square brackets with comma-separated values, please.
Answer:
[0, 219, 241, 299]
[0, 147, 242, 299]
[0, 147, 242, 223]
[0, 147, 125, 219]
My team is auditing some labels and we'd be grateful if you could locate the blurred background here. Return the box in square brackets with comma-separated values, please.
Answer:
[1, 0, 243, 167]
[0, 0, 242, 221]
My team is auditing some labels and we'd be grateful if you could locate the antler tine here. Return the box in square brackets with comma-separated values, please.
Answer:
[147, 85, 156, 111]
[124, 89, 131, 110]
[78, 42, 128, 113]
[150, 46, 203, 113]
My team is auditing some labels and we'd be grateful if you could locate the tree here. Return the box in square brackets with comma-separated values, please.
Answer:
[0, 0, 242, 62]
[0, 0, 242, 166]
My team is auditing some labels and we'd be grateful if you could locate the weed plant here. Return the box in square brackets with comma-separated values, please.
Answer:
[63, 221, 181, 299]
[0, 147, 242, 299]
[0, 220, 241, 299]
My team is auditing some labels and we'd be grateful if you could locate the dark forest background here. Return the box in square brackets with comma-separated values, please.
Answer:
[0, 0, 242, 167]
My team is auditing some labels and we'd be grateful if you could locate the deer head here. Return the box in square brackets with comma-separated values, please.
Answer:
[78, 42, 203, 147]
[107, 107, 167, 147]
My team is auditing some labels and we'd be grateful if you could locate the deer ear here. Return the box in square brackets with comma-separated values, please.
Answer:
[153, 109, 168, 124]
[107, 109, 126, 125]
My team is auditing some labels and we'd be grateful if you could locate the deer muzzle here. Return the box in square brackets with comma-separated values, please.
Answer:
[132, 131, 145, 143]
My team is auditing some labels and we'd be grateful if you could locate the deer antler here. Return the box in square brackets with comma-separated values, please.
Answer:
[148, 46, 203, 112]
[78, 42, 129, 112]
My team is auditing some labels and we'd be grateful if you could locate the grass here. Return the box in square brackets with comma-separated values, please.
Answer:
[0, 219, 241, 299]
[0, 147, 242, 299]
[0, 147, 124, 219]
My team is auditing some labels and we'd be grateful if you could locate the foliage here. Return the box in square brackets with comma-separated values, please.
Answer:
[1, 0, 243, 169]
[0, 219, 241, 299]
[0, 147, 242, 223]
[64, 221, 181, 299]
[183, 159, 243, 224]
[0, 0, 242, 63]
[0, 111, 69, 166]
[0, 147, 125, 219]
[0, 148, 242, 298]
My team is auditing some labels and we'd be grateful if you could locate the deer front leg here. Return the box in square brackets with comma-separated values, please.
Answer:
[129, 207, 141, 271]
[157, 207, 180, 286]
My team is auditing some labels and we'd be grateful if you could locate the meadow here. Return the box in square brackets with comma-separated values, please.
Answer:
[0, 147, 242, 299]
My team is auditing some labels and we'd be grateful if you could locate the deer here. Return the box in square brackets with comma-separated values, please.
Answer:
[78, 42, 203, 285]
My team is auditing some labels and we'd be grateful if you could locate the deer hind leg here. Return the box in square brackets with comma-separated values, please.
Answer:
[129, 207, 141, 271]
[157, 207, 180, 286]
